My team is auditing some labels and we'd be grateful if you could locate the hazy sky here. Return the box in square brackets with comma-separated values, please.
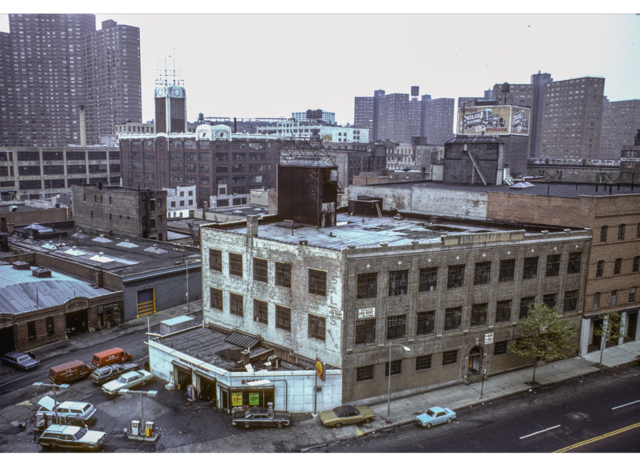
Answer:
[2, 6, 639, 126]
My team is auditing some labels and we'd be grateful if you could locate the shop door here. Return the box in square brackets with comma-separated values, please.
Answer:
[65, 310, 88, 335]
[198, 376, 216, 401]
[627, 312, 638, 340]
[175, 368, 191, 390]
[468, 347, 482, 374]
[0, 327, 15, 355]
[136, 289, 156, 318]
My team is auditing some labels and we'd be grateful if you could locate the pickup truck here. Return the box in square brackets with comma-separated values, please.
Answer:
[232, 407, 291, 429]
[89, 362, 139, 385]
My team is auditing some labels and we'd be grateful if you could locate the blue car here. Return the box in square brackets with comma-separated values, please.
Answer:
[416, 407, 456, 428]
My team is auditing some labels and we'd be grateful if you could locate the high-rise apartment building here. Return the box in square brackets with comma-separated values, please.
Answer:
[377, 93, 409, 142]
[82, 20, 142, 146]
[0, 14, 141, 147]
[599, 99, 640, 160]
[354, 97, 375, 141]
[540, 77, 605, 160]
[422, 98, 455, 145]
[407, 98, 423, 141]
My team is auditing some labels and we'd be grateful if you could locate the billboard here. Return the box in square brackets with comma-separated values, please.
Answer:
[457, 105, 530, 137]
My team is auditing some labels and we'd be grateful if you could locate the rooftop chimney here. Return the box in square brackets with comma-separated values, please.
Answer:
[247, 215, 259, 237]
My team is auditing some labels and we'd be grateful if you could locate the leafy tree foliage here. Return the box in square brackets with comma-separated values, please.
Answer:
[593, 311, 624, 366]
[509, 302, 577, 384]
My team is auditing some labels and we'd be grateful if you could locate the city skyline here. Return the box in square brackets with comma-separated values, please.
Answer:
[1, 10, 638, 127]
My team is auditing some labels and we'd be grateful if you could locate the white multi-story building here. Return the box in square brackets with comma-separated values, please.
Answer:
[256, 120, 369, 143]
[163, 185, 196, 218]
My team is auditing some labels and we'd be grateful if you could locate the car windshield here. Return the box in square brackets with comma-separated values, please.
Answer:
[17, 355, 30, 362]
[116, 376, 127, 384]
[426, 409, 437, 417]
[73, 428, 88, 440]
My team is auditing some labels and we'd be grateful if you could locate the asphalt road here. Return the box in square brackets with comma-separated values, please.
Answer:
[317, 363, 640, 453]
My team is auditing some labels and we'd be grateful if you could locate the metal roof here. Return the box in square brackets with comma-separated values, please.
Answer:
[225, 331, 260, 350]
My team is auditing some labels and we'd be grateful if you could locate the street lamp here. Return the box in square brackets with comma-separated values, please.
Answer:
[119, 389, 157, 436]
[33, 382, 69, 424]
[386, 342, 411, 423]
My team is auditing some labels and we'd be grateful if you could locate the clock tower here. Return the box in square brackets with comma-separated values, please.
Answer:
[154, 56, 187, 134]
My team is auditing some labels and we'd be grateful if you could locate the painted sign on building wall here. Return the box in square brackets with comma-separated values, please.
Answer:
[457, 105, 530, 137]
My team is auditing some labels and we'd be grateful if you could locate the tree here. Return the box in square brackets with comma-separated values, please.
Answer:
[508, 302, 577, 385]
[592, 311, 623, 367]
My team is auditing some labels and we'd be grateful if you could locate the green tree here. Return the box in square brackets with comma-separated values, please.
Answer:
[592, 311, 624, 367]
[508, 302, 577, 384]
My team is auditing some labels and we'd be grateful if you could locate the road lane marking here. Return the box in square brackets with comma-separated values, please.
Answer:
[520, 425, 561, 439]
[611, 399, 640, 410]
[554, 421, 640, 452]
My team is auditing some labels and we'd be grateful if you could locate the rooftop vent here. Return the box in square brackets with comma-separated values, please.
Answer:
[13, 261, 30, 270]
[32, 266, 52, 278]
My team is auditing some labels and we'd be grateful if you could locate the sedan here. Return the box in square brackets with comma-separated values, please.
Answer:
[1, 351, 39, 371]
[102, 369, 153, 395]
[318, 405, 375, 428]
[38, 424, 106, 452]
[37, 396, 97, 425]
[416, 406, 456, 428]
[90, 362, 139, 385]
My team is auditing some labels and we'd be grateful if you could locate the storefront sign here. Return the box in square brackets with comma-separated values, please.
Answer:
[329, 308, 343, 319]
[484, 333, 494, 344]
[231, 392, 243, 407]
[316, 357, 326, 382]
[358, 308, 375, 319]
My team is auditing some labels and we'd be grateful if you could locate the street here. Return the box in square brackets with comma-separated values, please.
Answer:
[316, 364, 640, 453]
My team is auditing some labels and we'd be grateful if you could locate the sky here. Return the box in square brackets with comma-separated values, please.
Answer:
[1, 4, 639, 126]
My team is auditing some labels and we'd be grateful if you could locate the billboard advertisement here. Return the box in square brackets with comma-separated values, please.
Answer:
[457, 105, 530, 137]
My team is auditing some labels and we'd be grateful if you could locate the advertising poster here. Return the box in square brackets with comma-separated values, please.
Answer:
[231, 392, 243, 407]
[509, 106, 531, 136]
[249, 392, 260, 406]
[457, 105, 512, 135]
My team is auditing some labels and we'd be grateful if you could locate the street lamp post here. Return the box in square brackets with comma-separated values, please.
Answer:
[33, 382, 69, 424]
[386, 342, 411, 423]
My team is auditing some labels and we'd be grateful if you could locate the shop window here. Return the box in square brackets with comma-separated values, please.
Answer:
[308, 314, 326, 341]
[596, 260, 604, 277]
[229, 253, 243, 277]
[209, 249, 222, 272]
[419, 267, 438, 292]
[442, 350, 458, 366]
[447, 265, 465, 289]
[546, 254, 561, 277]
[474, 262, 491, 286]
[253, 300, 268, 324]
[356, 365, 374, 382]
[444, 307, 462, 331]
[471, 303, 487, 326]
[388, 270, 408, 296]
[496, 300, 512, 323]
[210, 288, 223, 311]
[356, 319, 376, 344]
[386, 315, 406, 340]
[276, 262, 291, 288]
[416, 311, 435, 335]
[230, 293, 243, 317]
[385, 359, 402, 377]
[520, 296, 535, 319]
[275, 306, 291, 331]
[415, 355, 432, 371]
[523, 257, 538, 279]
[253, 258, 268, 283]
[357, 273, 377, 299]
[499, 259, 515, 282]
[309, 269, 327, 296]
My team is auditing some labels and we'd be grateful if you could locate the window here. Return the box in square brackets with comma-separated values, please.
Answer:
[357, 273, 377, 299]
[273, 262, 291, 288]
[416, 311, 435, 335]
[308, 315, 326, 341]
[356, 365, 374, 382]
[520, 297, 535, 319]
[474, 262, 491, 286]
[253, 258, 268, 283]
[386, 315, 406, 340]
[253, 299, 268, 324]
[523, 257, 538, 279]
[442, 350, 458, 366]
[637, 224, 640, 239]
[543, 293, 557, 310]
[563, 290, 578, 312]
[614, 258, 622, 275]
[356, 319, 376, 344]
[546, 254, 561, 277]
[567, 252, 581, 274]
[230, 293, 243, 317]
[633, 256, 639, 273]
[630, 287, 636, 303]
[495, 300, 512, 323]
[385, 359, 402, 377]
[27, 321, 36, 341]
[596, 260, 604, 277]
[309, 269, 327, 296]
[229, 253, 243, 277]
[592, 293, 601, 310]
[210, 288, 223, 311]
[416, 355, 432, 371]
[444, 307, 462, 331]
[494, 341, 507, 355]
[388, 270, 409, 296]
[447, 265, 465, 289]
[46, 317, 54, 335]
[275, 305, 291, 331]
[618, 224, 625, 241]
[471, 303, 488, 326]
[419, 267, 438, 292]
[610, 290, 618, 307]
[209, 249, 222, 272]
[600, 225, 608, 243]
[499, 259, 515, 282]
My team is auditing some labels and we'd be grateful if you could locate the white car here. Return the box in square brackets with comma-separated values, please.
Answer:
[38, 424, 106, 451]
[37, 396, 97, 424]
[102, 369, 153, 395]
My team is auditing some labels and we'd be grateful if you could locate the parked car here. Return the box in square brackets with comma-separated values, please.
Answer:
[49, 360, 93, 385]
[91, 347, 132, 368]
[416, 407, 456, 428]
[102, 370, 153, 395]
[232, 407, 291, 429]
[36, 396, 97, 425]
[90, 362, 139, 385]
[1, 351, 39, 371]
[37, 424, 106, 452]
[318, 405, 374, 428]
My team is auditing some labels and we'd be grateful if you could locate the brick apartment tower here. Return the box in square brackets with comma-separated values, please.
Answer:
[599, 99, 640, 160]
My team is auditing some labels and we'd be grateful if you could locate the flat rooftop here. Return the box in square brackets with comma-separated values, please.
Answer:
[9, 230, 201, 277]
[361, 180, 640, 199]
[214, 212, 573, 251]
[155, 326, 309, 373]
[0, 263, 113, 315]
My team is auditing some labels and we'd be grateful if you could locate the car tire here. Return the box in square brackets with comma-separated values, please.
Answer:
[426, 423, 432, 429]
[334, 423, 342, 428]
[447, 418, 453, 424]
[276, 422, 283, 429]
[364, 418, 372, 424]
[244, 422, 251, 430]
